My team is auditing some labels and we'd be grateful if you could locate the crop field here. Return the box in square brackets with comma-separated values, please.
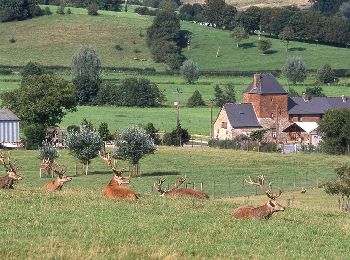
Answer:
[0, 147, 350, 259]
[1, 6, 350, 72]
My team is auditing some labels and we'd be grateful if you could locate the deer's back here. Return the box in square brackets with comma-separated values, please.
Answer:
[42, 180, 61, 191]
[0, 176, 12, 189]
[232, 205, 271, 220]
[103, 185, 138, 199]
[165, 188, 209, 199]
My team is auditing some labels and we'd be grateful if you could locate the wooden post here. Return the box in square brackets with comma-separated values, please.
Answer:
[216, 46, 220, 58]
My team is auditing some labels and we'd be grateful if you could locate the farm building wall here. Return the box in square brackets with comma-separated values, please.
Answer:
[0, 121, 20, 143]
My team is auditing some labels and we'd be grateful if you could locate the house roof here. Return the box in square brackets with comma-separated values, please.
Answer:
[0, 109, 20, 121]
[283, 122, 318, 134]
[243, 73, 288, 95]
[224, 103, 262, 128]
[288, 96, 350, 115]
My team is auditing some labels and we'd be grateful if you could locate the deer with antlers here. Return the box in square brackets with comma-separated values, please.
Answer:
[100, 152, 138, 199]
[42, 163, 72, 191]
[154, 177, 209, 199]
[232, 175, 285, 220]
[0, 157, 23, 189]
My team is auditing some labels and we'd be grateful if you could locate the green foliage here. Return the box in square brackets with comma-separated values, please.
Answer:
[113, 126, 156, 165]
[98, 122, 112, 141]
[318, 108, 350, 154]
[340, 1, 350, 21]
[213, 84, 224, 107]
[23, 124, 46, 150]
[213, 83, 236, 107]
[281, 57, 308, 84]
[65, 124, 103, 167]
[236, 6, 261, 32]
[305, 86, 325, 97]
[288, 87, 300, 97]
[44, 6, 52, 15]
[0, 0, 41, 22]
[179, 3, 203, 21]
[56, 5, 65, 15]
[87, 3, 98, 15]
[1, 74, 77, 127]
[278, 26, 295, 52]
[187, 90, 206, 107]
[203, 0, 237, 29]
[310, 0, 347, 16]
[180, 60, 200, 84]
[67, 8, 72, 15]
[257, 39, 272, 54]
[231, 26, 249, 48]
[9, 37, 16, 43]
[250, 129, 266, 142]
[67, 125, 80, 133]
[21, 61, 45, 78]
[147, 10, 183, 70]
[72, 46, 101, 104]
[144, 122, 161, 145]
[162, 124, 191, 146]
[38, 140, 59, 162]
[317, 64, 337, 84]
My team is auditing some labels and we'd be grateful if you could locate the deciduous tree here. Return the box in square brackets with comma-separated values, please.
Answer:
[187, 90, 206, 107]
[281, 56, 308, 84]
[180, 60, 200, 84]
[279, 26, 295, 52]
[231, 26, 249, 48]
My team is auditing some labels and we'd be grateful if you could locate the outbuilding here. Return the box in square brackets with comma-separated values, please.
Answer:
[0, 109, 20, 145]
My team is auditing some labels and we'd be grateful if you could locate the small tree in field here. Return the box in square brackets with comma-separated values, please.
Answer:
[281, 57, 308, 85]
[113, 126, 156, 177]
[180, 60, 200, 84]
[65, 125, 103, 175]
[187, 90, 206, 107]
[250, 129, 266, 152]
[316, 64, 337, 84]
[38, 140, 59, 176]
[144, 122, 161, 145]
[325, 164, 350, 211]
[98, 122, 112, 142]
[278, 26, 294, 52]
[257, 39, 272, 54]
[231, 25, 249, 48]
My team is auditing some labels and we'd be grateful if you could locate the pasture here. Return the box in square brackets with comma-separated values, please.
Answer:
[1, 6, 350, 71]
[1, 147, 350, 259]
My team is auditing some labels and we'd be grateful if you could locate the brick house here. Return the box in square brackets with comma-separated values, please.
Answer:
[214, 73, 350, 144]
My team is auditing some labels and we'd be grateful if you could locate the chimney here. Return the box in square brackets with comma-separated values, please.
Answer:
[253, 74, 261, 89]
[302, 93, 309, 102]
[341, 95, 347, 102]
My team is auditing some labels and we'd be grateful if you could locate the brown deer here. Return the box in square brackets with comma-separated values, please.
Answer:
[39, 158, 54, 178]
[232, 175, 285, 220]
[0, 159, 23, 189]
[42, 163, 72, 191]
[100, 153, 137, 199]
[154, 177, 209, 199]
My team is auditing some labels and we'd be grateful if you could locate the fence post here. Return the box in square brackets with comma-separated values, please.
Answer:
[200, 182, 203, 191]
[294, 173, 296, 188]
[213, 181, 216, 199]
[228, 180, 231, 198]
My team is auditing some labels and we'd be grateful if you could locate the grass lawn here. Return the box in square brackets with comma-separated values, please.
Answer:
[0, 147, 349, 259]
[1, 6, 350, 72]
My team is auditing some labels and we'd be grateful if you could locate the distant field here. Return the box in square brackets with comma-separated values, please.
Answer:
[1, 6, 349, 72]
[1, 148, 350, 259]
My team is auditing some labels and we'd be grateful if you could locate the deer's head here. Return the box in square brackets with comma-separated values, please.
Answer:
[53, 163, 72, 184]
[4, 160, 23, 181]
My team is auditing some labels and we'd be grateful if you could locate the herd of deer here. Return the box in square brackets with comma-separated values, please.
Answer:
[0, 151, 286, 220]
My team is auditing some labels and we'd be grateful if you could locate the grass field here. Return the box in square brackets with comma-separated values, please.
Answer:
[1, 6, 350, 72]
[0, 147, 350, 259]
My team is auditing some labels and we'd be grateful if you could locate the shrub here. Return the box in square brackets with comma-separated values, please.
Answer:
[67, 125, 80, 133]
[162, 124, 190, 146]
[134, 48, 141, 53]
[281, 56, 308, 84]
[187, 90, 206, 107]
[67, 8, 72, 14]
[316, 64, 337, 84]
[56, 5, 65, 15]
[24, 124, 46, 150]
[144, 122, 161, 145]
[257, 39, 272, 54]
[87, 3, 98, 15]
[9, 37, 16, 43]
[180, 60, 200, 84]
[21, 62, 45, 78]
[44, 6, 52, 15]
[115, 44, 123, 51]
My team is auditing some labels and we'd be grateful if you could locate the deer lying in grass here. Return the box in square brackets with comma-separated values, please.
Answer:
[100, 154, 138, 199]
[232, 175, 285, 220]
[0, 158, 23, 189]
[42, 163, 72, 191]
[154, 177, 209, 199]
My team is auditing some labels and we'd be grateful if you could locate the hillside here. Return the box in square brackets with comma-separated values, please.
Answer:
[183, 0, 311, 10]
[1, 6, 349, 72]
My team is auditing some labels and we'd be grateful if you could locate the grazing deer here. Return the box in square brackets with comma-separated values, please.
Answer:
[154, 177, 209, 199]
[42, 163, 72, 191]
[232, 175, 285, 220]
[0, 159, 23, 189]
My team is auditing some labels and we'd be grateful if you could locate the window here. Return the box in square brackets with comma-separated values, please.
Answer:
[271, 113, 274, 119]
[272, 131, 277, 139]
[298, 116, 302, 122]
[221, 122, 227, 129]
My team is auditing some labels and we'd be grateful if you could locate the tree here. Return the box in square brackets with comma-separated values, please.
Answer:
[144, 122, 161, 145]
[65, 124, 103, 175]
[305, 86, 325, 97]
[250, 129, 267, 152]
[162, 124, 191, 146]
[231, 26, 249, 48]
[21, 62, 45, 78]
[1, 74, 77, 127]
[214, 84, 225, 107]
[113, 126, 156, 177]
[223, 83, 236, 104]
[72, 46, 101, 105]
[203, 0, 237, 29]
[281, 57, 308, 84]
[98, 122, 112, 142]
[339, 1, 350, 21]
[257, 39, 272, 54]
[38, 140, 59, 163]
[278, 26, 295, 52]
[236, 6, 261, 33]
[288, 87, 300, 97]
[316, 64, 337, 84]
[187, 90, 206, 107]
[325, 164, 350, 211]
[0, 0, 41, 22]
[180, 60, 200, 84]
[318, 108, 350, 155]
[23, 124, 46, 150]
[310, 0, 347, 16]
[87, 3, 99, 15]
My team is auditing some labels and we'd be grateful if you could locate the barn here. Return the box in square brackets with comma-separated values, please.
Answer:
[0, 109, 20, 145]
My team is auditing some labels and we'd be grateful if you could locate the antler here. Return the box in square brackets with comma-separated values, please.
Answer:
[154, 177, 167, 194]
[170, 176, 187, 191]
[265, 182, 282, 200]
[245, 175, 282, 200]
[245, 175, 265, 190]
[52, 162, 66, 177]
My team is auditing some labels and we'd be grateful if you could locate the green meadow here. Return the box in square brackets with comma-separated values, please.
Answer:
[1, 147, 350, 259]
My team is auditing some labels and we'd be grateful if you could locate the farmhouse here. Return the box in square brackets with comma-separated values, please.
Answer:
[214, 73, 350, 144]
[0, 109, 20, 146]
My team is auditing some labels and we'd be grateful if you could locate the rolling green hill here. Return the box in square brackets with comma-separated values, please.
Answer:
[1, 6, 349, 72]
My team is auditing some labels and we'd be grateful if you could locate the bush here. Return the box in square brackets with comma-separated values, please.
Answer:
[115, 44, 123, 51]
[187, 90, 206, 107]
[144, 122, 161, 145]
[87, 3, 98, 15]
[67, 8, 72, 14]
[21, 62, 45, 78]
[281, 56, 308, 84]
[316, 64, 337, 84]
[257, 39, 272, 54]
[44, 6, 52, 15]
[9, 37, 16, 43]
[162, 124, 190, 146]
[134, 48, 141, 53]
[56, 5, 65, 15]
[24, 124, 46, 150]
[180, 60, 200, 84]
